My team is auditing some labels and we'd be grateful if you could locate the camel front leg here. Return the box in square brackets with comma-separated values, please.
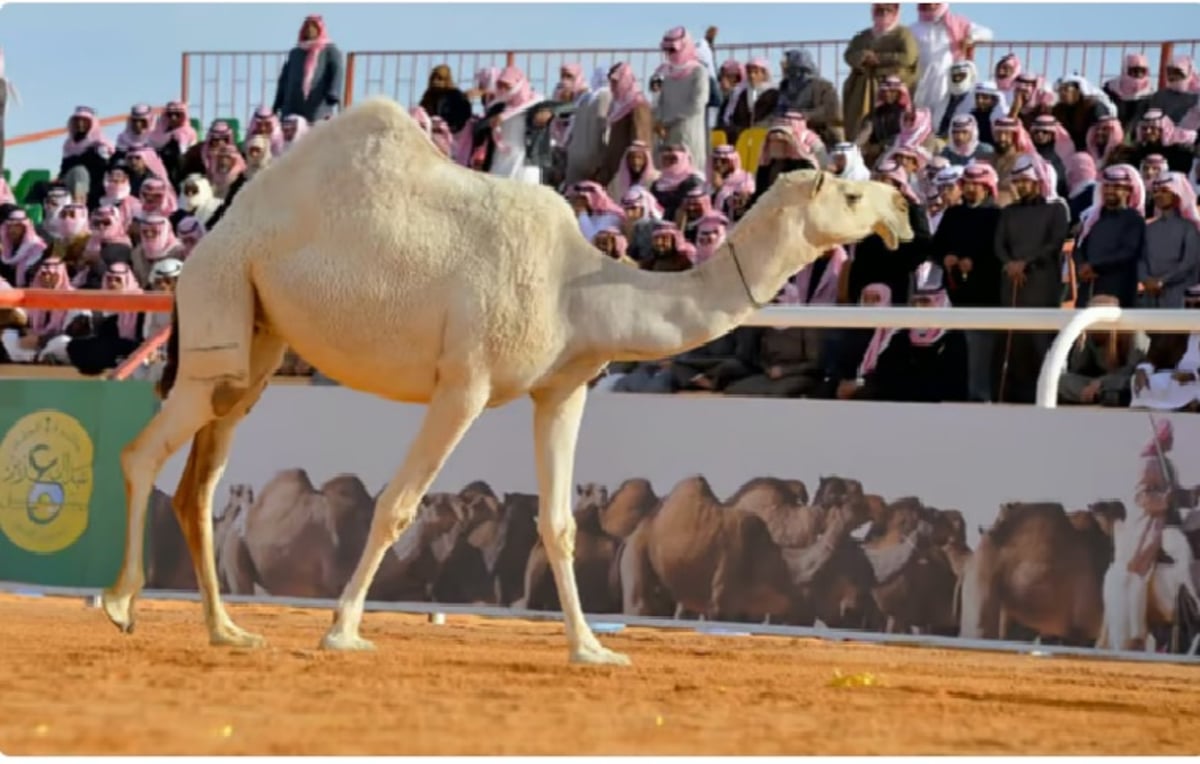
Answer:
[321, 383, 488, 651]
[532, 383, 630, 666]
[102, 383, 215, 634]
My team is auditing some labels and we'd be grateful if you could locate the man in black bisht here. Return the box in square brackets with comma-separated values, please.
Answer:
[934, 162, 1003, 402]
[1072, 164, 1147, 308]
[993, 154, 1070, 403]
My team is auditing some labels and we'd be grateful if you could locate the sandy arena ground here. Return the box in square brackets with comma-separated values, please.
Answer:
[0, 593, 1197, 755]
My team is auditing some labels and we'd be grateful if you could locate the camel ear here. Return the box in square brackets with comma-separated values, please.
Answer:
[810, 170, 826, 199]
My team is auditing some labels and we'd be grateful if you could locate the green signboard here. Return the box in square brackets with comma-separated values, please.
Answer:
[0, 380, 158, 587]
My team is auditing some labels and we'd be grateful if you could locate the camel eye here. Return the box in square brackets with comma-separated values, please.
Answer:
[846, 192, 862, 206]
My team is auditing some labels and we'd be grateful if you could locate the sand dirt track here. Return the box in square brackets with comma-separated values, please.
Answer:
[0, 593, 1198, 755]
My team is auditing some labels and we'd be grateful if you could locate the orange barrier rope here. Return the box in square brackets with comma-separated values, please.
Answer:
[0, 288, 174, 313]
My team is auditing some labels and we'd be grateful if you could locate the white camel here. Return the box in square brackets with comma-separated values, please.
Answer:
[99, 97, 913, 665]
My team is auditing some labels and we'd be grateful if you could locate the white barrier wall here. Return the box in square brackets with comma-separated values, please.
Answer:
[144, 386, 1200, 658]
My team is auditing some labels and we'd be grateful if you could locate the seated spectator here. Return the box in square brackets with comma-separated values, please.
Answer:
[175, 215, 205, 259]
[66, 262, 146, 376]
[705, 144, 745, 198]
[592, 226, 637, 266]
[1085, 115, 1124, 169]
[1140, 154, 1169, 215]
[728, 245, 848, 399]
[648, 143, 704, 221]
[246, 106, 284, 157]
[1130, 109, 1196, 173]
[990, 117, 1033, 205]
[149, 101, 198, 188]
[968, 83, 1007, 149]
[940, 114, 993, 166]
[207, 144, 247, 201]
[847, 262, 969, 403]
[138, 177, 177, 220]
[776, 48, 842, 146]
[1140, 172, 1200, 308]
[177, 174, 223, 228]
[691, 213, 728, 265]
[1, 258, 89, 365]
[73, 206, 133, 288]
[59, 106, 114, 208]
[37, 187, 71, 243]
[1146, 55, 1200, 124]
[1052, 75, 1114, 150]
[125, 146, 171, 197]
[569, 181, 624, 243]
[0, 208, 47, 287]
[935, 61, 979, 138]
[713, 170, 755, 222]
[642, 221, 694, 271]
[429, 116, 454, 158]
[280, 114, 309, 154]
[828, 282, 894, 400]
[721, 56, 777, 145]
[243, 134, 273, 182]
[828, 142, 871, 180]
[272, 14, 343, 123]
[0, 277, 26, 364]
[609, 141, 659, 202]
[1103, 53, 1155, 133]
[1131, 290, 1200, 411]
[892, 107, 935, 156]
[114, 104, 156, 165]
[99, 167, 142, 231]
[677, 186, 712, 241]
[993, 53, 1021, 104]
[927, 166, 963, 232]
[50, 202, 90, 271]
[1058, 293, 1149, 407]
[619, 186, 661, 263]
[131, 214, 186, 286]
[419, 65, 473, 135]
[1011, 72, 1056, 130]
[180, 119, 235, 181]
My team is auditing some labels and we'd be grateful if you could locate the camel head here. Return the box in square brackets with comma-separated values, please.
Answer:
[749, 169, 913, 254]
[1088, 499, 1128, 537]
[574, 482, 609, 512]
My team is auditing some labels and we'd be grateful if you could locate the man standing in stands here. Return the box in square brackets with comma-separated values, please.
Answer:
[993, 155, 1070, 402]
[934, 163, 1003, 402]
[1073, 165, 1147, 307]
[272, 15, 344, 123]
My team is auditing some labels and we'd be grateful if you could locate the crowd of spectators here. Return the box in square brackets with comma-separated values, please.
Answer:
[2, 6, 1200, 410]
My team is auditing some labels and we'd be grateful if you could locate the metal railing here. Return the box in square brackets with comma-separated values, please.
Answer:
[179, 38, 1199, 129]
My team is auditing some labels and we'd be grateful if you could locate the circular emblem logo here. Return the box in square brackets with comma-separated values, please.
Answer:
[0, 410, 94, 555]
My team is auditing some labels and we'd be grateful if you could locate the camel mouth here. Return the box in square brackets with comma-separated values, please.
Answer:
[875, 222, 900, 251]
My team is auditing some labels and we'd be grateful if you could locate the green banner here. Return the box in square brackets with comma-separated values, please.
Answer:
[0, 379, 158, 587]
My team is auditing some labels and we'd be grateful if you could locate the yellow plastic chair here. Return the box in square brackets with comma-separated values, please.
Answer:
[710, 129, 728, 149]
[735, 127, 768, 172]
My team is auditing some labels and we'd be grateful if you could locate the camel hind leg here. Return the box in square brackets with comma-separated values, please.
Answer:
[321, 380, 490, 651]
[101, 331, 285, 645]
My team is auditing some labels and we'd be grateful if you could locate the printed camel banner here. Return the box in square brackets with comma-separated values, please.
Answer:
[141, 386, 1200, 655]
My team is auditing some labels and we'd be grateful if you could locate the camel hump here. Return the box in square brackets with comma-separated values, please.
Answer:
[614, 477, 655, 498]
[727, 476, 799, 504]
[987, 501, 1069, 546]
[259, 468, 317, 502]
[461, 480, 496, 499]
[664, 475, 719, 507]
[320, 474, 373, 506]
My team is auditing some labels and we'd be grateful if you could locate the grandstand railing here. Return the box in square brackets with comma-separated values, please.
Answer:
[178, 38, 1200, 129]
[4, 290, 1197, 408]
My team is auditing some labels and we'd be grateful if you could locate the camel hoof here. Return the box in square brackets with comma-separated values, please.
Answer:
[211, 626, 267, 649]
[570, 645, 632, 666]
[100, 588, 136, 635]
[319, 632, 377, 652]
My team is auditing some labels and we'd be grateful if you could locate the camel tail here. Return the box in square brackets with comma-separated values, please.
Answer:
[156, 303, 180, 400]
